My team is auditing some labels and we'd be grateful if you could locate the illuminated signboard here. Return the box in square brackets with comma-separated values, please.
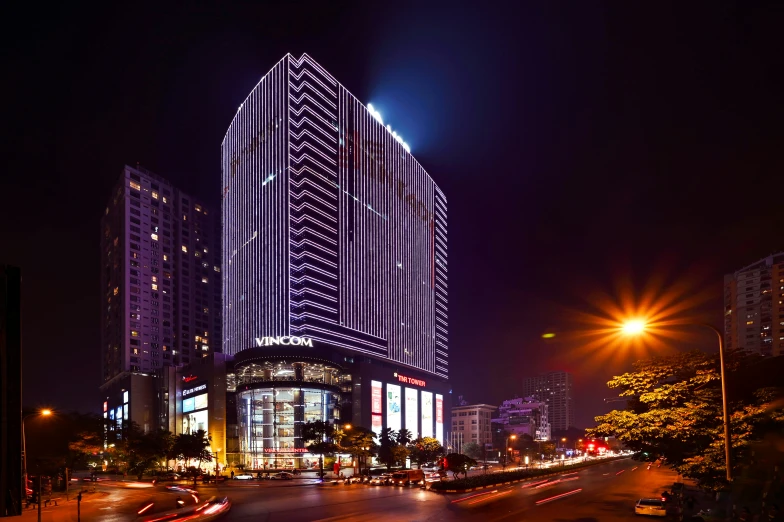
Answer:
[405, 388, 418, 436]
[395, 373, 425, 387]
[182, 375, 198, 383]
[371, 381, 383, 414]
[262, 448, 308, 453]
[372, 414, 382, 437]
[183, 383, 207, 397]
[254, 336, 314, 347]
[421, 391, 433, 438]
[387, 384, 402, 432]
[435, 394, 444, 445]
[194, 393, 208, 410]
[183, 410, 208, 434]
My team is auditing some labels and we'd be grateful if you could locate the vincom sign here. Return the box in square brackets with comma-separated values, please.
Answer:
[255, 336, 314, 347]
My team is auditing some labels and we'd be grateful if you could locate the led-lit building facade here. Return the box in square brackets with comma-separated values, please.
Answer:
[222, 54, 449, 469]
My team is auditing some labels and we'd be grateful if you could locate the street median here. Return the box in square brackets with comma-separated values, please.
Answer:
[429, 456, 627, 493]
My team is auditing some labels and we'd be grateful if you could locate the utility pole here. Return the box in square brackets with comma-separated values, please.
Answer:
[77, 491, 82, 522]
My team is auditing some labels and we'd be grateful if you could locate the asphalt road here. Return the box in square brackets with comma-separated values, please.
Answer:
[19, 459, 679, 521]
[219, 458, 680, 521]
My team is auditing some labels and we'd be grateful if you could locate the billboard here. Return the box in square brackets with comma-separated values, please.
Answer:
[421, 391, 433, 438]
[371, 381, 383, 414]
[183, 410, 208, 434]
[372, 414, 383, 437]
[435, 394, 444, 444]
[405, 388, 418, 436]
[386, 383, 401, 432]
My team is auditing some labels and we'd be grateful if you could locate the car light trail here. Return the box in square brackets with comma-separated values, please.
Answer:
[632, 466, 638, 471]
[137, 502, 154, 515]
[521, 480, 550, 489]
[451, 491, 494, 503]
[561, 472, 579, 477]
[467, 490, 512, 505]
[616, 469, 625, 475]
[535, 488, 583, 505]
[561, 476, 580, 482]
[534, 479, 559, 489]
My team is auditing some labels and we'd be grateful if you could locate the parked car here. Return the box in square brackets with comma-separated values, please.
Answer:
[234, 473, 254, 480]
[635, 498, 667, 517]
[271, 472, 294, 480]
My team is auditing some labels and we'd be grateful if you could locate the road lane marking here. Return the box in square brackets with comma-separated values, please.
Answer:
[535, 488, 582, 505]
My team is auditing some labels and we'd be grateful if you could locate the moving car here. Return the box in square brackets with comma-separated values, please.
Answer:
[271, 472, 294, 480]
[635, 498, 667, 517]
[234, 473, 254, 480]
[391, 469, 425, 486]
[371, 474, 393, 486]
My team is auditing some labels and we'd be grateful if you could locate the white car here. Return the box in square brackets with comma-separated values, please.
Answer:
[234, 473, 254, 480]
[635, 498, 667, 517]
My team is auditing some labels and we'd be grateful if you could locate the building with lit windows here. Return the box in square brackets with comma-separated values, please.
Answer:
[491, 396, 550, 441]
[450, 403, 496, 453]
[100, 164, 221, 437]
[222, 53, 449, 469]
[521, 371, 573, 432]
[724, 253, 784, 357]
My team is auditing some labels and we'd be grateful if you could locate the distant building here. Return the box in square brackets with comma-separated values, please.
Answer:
[521, 371, 574, 431]
[491, 396, 550, 441]
[724, 253, 784, 357]
[100, 164, 221, 443]
[450, 403, 496, 451]
[0, 265, 23, 516]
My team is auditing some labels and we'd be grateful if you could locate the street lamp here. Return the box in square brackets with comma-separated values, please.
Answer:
[504, 434, 517, 469]
[622, 320, 732, 482]
[22, 409, 52, 519]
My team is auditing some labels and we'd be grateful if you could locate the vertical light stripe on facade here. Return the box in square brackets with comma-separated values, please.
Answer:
[222, 54, 447, 378]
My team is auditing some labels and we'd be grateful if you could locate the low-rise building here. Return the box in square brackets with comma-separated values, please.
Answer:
[450, 403, 496, 452]
[491, 396, 550, 442]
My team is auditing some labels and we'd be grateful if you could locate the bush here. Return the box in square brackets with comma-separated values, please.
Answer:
[429, 457, 625, 491]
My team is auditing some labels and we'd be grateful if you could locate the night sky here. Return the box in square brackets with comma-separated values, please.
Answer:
[4, 2, 784, 428]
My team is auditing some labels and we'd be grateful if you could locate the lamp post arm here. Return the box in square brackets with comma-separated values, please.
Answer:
[700, 323, 732, 483]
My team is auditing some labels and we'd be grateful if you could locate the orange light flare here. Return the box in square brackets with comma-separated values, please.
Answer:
[556, 267, 717, 369]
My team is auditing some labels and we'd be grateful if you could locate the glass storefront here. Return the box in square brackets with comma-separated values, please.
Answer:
[235, 359, 343, 470]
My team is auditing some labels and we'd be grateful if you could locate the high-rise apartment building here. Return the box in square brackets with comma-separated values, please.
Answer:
[724, 252, 784, 357]
[1, 264, 22, 515]
[100, 165, 221, 432]
[521, 371, 573, 431]
[222, 53, 449, 469]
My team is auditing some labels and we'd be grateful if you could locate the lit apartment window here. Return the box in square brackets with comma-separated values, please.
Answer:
[182, 246, 187, 253]
[214, 266, 220, 272]
[151, 283, 158, 291]
[152, 191, 159, 200]
[129, 181, 141, 190]
[194, 204, 202, 212]
[203, 247, 208, 254]
[747, 321, 754, 325]
[162, 196, 168, 204]
[183, 215, 187, 221]
[202, 277, 208, 284]
[163, 254, 168, 261]
[203, 307, 209, 313]
[131, 330, 139, 337]
[151, 276, 158, 283]
[113, 287, 119, 296]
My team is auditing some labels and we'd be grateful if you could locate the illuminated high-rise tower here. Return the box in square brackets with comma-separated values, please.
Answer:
[222, 54, 449, 468]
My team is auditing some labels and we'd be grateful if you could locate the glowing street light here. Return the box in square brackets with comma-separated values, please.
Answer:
[621, 319, 647, 335]
[22, 409, 54, 515]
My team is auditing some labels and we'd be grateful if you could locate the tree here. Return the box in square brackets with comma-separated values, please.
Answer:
[408, 437, 444, 468]
[461, 441, 484, 460]
[302, 420, 338, 478]
[396, 428, 413, 447]
[443, 453, 476, 479]
[391, 445, 410, 468]
[172, 430, 212, 484]
[587, 349, 784, 491]
[377, 428, 398, 470]
[342, 426, 376, 474]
